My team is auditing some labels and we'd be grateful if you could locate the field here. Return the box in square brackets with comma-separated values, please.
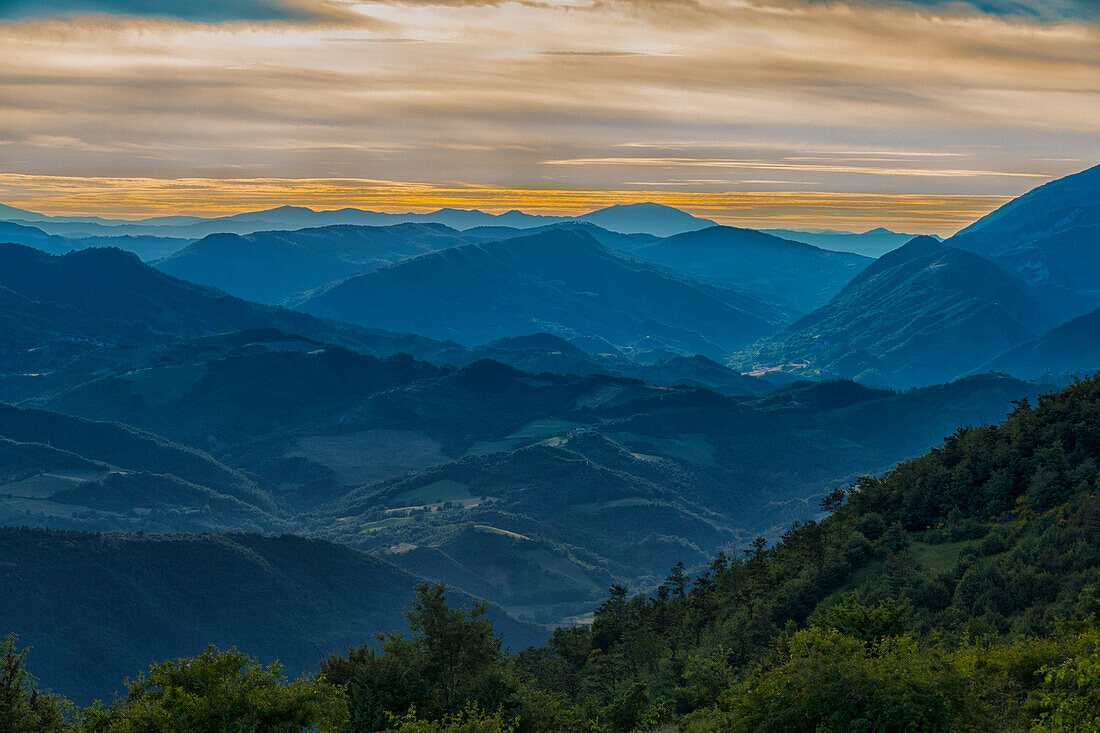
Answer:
[287, 430, 449, 486]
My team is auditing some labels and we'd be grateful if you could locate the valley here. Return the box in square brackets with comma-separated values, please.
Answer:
[0, 165, 1097, 714]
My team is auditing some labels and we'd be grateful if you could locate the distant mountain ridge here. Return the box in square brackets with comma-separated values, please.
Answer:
[762, 227, 942, 257]
[980, 305, 1100, 381]
[743, 236, 1064, 387]
[623, 225, 871, 312]
[0, 243, 462, 368]
[0, 201, 718, 239]
[947, 163, 1100, 301]
[154, 223, 481, 305]
[290, 229, 791, 359]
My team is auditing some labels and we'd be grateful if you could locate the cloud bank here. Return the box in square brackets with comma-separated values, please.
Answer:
[0, 0, 1096, 231]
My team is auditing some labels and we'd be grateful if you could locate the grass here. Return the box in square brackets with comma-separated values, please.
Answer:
[392, 480, 471, 507]
[505, 419, 583, 440]
[125, 364, 206, 405]
[465, 419, 584, 458]
[911, 538, 981, 573]
[288, 430, 448, 486]
[610, 432, 718, 467]
[465, 439, 521, 457]
[353, 516, 413, 534]
[0, 471, 106, 499]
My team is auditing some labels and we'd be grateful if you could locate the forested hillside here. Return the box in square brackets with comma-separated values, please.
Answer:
[7, 374, 1100, 731]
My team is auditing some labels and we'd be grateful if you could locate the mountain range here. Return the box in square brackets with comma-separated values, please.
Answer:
[0, 201, 718, 239]
[2, 528, 542, 703]
[8, 311, 1044, 625]
[0, 243, 462, 372]
[155, 223, 482, 305]
[622, 226, 871, 311]
[762, 227, 939, 257]
[742, 236, 1064, 387]
[739, 167, 1100, 386]
[290, 229, 792, 359]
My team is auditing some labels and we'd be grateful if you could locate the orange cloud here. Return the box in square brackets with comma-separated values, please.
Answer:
[0, 173, 1012, 234]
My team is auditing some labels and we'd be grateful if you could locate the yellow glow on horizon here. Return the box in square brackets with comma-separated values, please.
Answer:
[0, 173, 1012, 235]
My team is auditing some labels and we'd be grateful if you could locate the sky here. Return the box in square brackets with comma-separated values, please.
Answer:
[0, 0, 1096, 234]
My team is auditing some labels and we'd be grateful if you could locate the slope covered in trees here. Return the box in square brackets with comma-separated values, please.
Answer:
[7, 374, 1100, 730]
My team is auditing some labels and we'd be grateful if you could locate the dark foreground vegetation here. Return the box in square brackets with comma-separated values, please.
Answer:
[7, 374, 1100, 731]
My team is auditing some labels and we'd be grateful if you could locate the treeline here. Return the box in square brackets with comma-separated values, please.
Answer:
[7, 375, 1100, 731]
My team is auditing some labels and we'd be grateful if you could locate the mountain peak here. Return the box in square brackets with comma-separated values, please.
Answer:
[595, 202, 676, 212]
[576, 202, 716, 237]
[267, 205, 315, 213]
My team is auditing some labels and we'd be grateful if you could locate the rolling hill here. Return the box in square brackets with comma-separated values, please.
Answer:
[573, 202, 716, 236]
[18, 321, 1043, 624]
[761, 227, 936, 257]
[0, 221, 73, 255]
[155, 223, 480, 304]
[980, 305, 1100, 381]
[2, 201, 716, 239]
[625, 225, 871, 311]
[948, 163, 1100, 302]
[743, 237, 1061, 387]
[1, 529, 542, 703]
[0, 402, 277, 533]
[0, 243, 461, 371]
[291, 229, 790, 360]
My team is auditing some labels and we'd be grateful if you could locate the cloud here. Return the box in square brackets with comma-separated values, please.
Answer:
[595, 0, 1099, 22]
[0, 171, 1016, 234]
[540, 157, 1051, 179]
[0, 0, 1095, 231]
[825, 0, 1100, 22]
[0, 0, 353, 23]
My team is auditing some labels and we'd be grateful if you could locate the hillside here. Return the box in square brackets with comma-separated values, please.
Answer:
[291, 229, 789, 360]
[573, 202, 716, 236]
[19, 329, 1042, 622]
[6, 375, 1098, 729]
[981, 305, 1100, 381]
[0, 243, 461, 369]
[233, 372, 1100, 733]
[0, 402, 278, 533]
[626, 225, 871, 311]
[948, 163, 1100, 302]
[4, 202, 715, 239]
[744, 237, 1062, 387]
[460, 372, 1100, 731]
[0, 221, 73, 255]
[0, 529, 542, 703]
[155, 223, 478, 304]
[762, 227, 934, 257]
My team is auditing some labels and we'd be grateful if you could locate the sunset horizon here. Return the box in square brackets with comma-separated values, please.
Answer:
[2, 0, 1096, 234]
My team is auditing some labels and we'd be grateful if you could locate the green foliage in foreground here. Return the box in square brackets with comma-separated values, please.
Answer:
[8, 374, 1100, 731]
[1, 638, 346, 733]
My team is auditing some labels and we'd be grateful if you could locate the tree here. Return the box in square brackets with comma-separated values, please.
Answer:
[0, 635, 68, 733]
[820, 487, 846, 514]
[727, 629, 974, 732]
[383, 705, 515, 733]
[1031, 630, 1100, 731]
[405, 582, 502, 713]
[75, 645, 347, 732]
[782, 520, 827, 573]
[323, 582, 508, 730]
